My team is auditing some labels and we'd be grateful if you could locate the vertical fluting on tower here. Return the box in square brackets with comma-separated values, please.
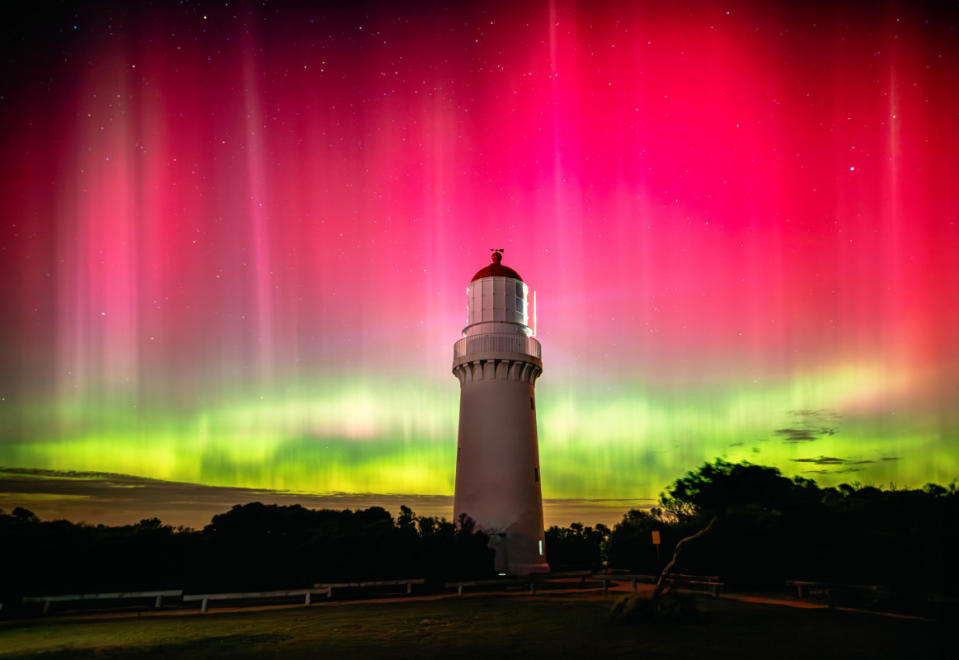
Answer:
[452, 251, 549, 575]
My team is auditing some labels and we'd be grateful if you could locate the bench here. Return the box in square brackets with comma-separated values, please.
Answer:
[664, 575, 724, 598]
[447, 571, 597, 596]
[664, 573, 723, 597]
[446, 578, 531, 596]
[667, 573, 720, 582]
[788, 581, 892, 608]
[787, 580, 832, 600]
[541, 570, 592, 579]
[591, 573, 724, 597]
[591, 574, 657, 594]
[540, 570, 593, 586]
[183, 588, 332, 613]
[23, 590, 183, 614]
[313, 579, 425, 598]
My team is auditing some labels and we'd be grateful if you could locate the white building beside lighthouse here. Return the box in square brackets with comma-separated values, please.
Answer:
[452, 250, 549, 575]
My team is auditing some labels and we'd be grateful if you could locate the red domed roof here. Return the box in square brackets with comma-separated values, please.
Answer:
[471, 251, 523, 282]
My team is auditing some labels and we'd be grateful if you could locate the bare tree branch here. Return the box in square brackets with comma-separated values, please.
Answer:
[653, 515, 718, 599]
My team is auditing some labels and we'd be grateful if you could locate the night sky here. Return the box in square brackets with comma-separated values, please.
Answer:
[1, 1, 957, 526]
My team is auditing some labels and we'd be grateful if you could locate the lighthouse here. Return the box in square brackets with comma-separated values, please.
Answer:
[452, 250, 549, 575]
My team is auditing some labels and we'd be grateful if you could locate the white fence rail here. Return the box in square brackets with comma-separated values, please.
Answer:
[313, 578, 424, 598]
[24, 590, 183, 614]
[183, 588, 332, 613]
[19, 579, 430, 616]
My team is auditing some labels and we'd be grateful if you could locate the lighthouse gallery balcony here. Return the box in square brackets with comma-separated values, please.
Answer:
[453, 333, 541, 361]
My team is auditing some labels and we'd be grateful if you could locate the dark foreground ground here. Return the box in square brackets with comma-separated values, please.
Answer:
[0, 593, 952, 660]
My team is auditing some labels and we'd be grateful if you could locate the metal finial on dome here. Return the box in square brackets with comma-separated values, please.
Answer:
[473, 249, 521, 282]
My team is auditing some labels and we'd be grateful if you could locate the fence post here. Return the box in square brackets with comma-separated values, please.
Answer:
[458, 585, 463, 596]
[155, 595, 163, 609]
[201, 598, 208, 613]
[407, 582, 412, 595]
[305, 592, 312, 606]
[43, 600, 51, 615]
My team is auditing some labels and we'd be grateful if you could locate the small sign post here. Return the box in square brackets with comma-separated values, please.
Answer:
[651, 530, 661, 562]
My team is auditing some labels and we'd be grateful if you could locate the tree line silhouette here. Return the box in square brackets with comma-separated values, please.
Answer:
[1, 504, 492, 601]
[547, 459, 958, 594]
[3, 460, 957, 604]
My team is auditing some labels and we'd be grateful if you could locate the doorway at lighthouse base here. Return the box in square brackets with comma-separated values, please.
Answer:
[485, 523, 551, 576]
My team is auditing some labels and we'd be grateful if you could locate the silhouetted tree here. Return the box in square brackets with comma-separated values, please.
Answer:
[1, 503, 494, 604]
[602, 460, 959, 595]
[545, 522, 609, 570]
[605, 509, 670, 573]
[11, 507, 38, 523]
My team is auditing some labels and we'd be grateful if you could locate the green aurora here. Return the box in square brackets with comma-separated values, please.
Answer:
[2, 361, 951, 504]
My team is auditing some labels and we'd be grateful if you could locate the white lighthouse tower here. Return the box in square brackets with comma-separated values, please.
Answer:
[452, 250, 549, 575]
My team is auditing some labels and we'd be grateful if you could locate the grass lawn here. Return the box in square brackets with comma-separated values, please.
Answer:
[0, 594, 949, 659]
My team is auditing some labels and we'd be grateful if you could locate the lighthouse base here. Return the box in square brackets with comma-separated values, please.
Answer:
[484, 527, 550, 576]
